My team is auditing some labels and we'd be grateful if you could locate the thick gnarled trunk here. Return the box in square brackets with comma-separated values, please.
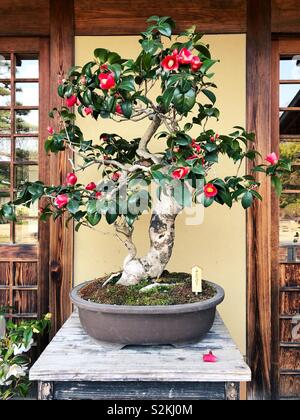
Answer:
[117, 187, 182, 286]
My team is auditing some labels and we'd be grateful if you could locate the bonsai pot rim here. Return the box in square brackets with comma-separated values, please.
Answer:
[70, 279, 225, 315]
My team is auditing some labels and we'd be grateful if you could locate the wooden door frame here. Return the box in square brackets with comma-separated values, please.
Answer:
[48, 0, 75, 336]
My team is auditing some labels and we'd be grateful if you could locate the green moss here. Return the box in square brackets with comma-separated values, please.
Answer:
[80, 271, 216, 306]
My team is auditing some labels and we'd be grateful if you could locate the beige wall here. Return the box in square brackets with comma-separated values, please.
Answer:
[75, 35, 246, 353]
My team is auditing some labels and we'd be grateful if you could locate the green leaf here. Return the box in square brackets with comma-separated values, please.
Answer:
[271, 176, 283, 197]
[67, 199, 80, 214]
[106, 212, 118, 225]
[202, 89, 216, 104]
[121, 101, 133, 119]
[241, 191, 253, 209]
[192, 165, 206, 175]
[118, 76, 135, 92]
[157, 23, 172, 37]
[87, 212, 101, 226]
[172, 87, 196, 114]
[94, 48, 109, 64]
[87, 200, 97, 215]
[161, 87, 176, 111]
[107, 52, 122, 64]
[218, 190, 233, 208]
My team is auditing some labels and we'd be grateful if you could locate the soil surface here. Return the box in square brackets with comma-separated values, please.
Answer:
[79, 271, 217, 306]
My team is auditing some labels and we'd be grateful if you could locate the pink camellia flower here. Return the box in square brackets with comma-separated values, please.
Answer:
[65, 95, 77, 108]
[80, 76, 87, 85]
[115, 104, 123, 115]
[186, 155, 200, 161]
[172, 167, 190, 180]
[266, 152, 279, 165]
[84, 107, 93, 116]
[112, 172, 121, 182]
[203, 351, 217, 363]
[204, 184, 218, 198]
[161, 55, 179, 72]
[47, 126, 54, 135]
[86, 182, 97, 191]
[98, 72, 116, 90]
[178, 48, 193, 65]
[191, 56, 203, 72]
[54, 194, 69, 209]
[66, 172, 77, 186]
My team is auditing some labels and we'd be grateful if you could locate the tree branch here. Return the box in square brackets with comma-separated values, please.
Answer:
[136, 115, 162, 163]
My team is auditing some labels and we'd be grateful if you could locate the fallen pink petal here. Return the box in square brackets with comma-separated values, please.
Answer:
[203, 351, 218, 363]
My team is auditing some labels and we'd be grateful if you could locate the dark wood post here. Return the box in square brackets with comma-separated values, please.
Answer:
[49, 0, 75, 336]
[246, 0, 272, 400]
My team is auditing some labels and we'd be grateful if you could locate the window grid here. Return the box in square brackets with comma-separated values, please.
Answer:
[0, 53, 39, 244]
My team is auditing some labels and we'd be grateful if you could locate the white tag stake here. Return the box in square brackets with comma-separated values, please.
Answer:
[192, 266, 203, 295]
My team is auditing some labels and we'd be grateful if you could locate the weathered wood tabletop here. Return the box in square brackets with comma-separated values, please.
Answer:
[30, 312, 251, 400]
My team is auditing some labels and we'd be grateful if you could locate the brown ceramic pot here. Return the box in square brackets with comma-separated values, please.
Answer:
[70, 280, 225, 346]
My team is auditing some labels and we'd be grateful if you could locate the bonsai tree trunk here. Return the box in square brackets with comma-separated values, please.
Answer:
[117, 186, 183, 286]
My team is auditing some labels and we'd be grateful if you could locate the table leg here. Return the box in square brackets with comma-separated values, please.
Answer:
[38, 382, 54, 400]
[225, 382, 240, 400]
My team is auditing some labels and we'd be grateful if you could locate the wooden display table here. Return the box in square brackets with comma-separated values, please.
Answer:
[30, 312, 251, 400]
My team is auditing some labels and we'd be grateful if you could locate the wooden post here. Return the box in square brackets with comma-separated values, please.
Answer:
[49, 0, 75, 336]
[38, 382, 54, 400]
[246, 0, 272, 400]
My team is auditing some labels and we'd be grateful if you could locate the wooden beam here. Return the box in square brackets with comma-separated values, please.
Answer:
[0, 0, 50, 36]
[246, 0, 272, 400]
[49, 0, 75, 336]
[74, 0, 247, 35]
[272, 0, 300, 33]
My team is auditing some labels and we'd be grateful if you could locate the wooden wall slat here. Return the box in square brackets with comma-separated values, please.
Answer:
[280, 375, 300, 398]
[246, 0, 272, 401]
[49, 0, 74, 336]
[0, 0, 50, 36]
[74, 0, 247, 35]
[280, 348, 300, 371]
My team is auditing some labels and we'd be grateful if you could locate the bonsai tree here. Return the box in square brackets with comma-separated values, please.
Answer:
[0, 17, 291, 286]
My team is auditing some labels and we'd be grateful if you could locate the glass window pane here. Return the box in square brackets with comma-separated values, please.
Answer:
[0, 82, 11, 106]
[280, 56, 300, 81]
[15, 219, 38, 244]
[280, 84, 300, 108]
[0, 138, 10, 162]
[280, 111, 300, 135]
[15, 137, 38, 161]
[0, 54, 11, 79]
[15, 55, 39, 79]
[0, 110, 11, 134]
[15, 165, 38, 186]
[0, 163, 10, 190]
[15, 110, 38, 134]
[15, 83, 39, 107]
[280, 142, 300, 189]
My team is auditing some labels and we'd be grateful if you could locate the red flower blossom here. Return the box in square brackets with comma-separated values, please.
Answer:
[84, 107, 93, 116]
[65, 95, 77, 108]
[66, 173, 77, 186]
[172, 167, 190, 180]
[100, 134, 109, 142]
[186, 155, 199, 161]
[204, 184, 218, 198]
[54, 194, 69, 209]
[116, 104, 123, 115]
[96, 192, 103, 199]
[99, 72, 116, 90]
[203, 351, 217, 363]
[266, 152, 279, 165]
[161, 55, 179, 72]
[47, 126, 54, 135]
[112, 172, 121, 182]
[100, 64, 108, 71]
[80, 76, 87, 85]
[86, 182, 97, 191]
[178, 48, 193, 65]
[191, 56, 203, 72]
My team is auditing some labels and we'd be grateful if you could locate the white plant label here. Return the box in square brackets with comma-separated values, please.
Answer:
[192, 266, 202, 295]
